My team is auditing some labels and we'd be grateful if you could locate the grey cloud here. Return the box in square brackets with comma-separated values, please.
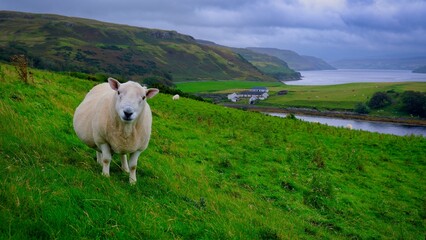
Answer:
[1, 0, 425, 60]
[186, 0, 346, 29]
[343, 0, 426, 31]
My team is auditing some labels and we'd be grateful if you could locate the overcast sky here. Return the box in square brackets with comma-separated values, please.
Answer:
[2, 0, 426, 61]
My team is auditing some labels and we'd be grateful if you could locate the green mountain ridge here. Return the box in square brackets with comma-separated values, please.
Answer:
[0, 11, 276, 82]
[247, 47, 336, 71]
[197, 39, 301, 80]
[230, 48, 302, 80]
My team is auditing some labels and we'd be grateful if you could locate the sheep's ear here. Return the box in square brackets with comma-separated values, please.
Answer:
[146, 88, 159, 99]
[108, 78, 120, 91]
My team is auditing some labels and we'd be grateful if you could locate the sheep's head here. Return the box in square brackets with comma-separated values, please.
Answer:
[108, 78, 159, 123]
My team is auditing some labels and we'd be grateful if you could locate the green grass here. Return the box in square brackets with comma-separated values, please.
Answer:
[264, 82, 426, 110]
[176, 80, 283, 93]
[1, 63, 425, 239]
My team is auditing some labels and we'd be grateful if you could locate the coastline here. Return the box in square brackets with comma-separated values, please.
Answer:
[221, 103, 426, 126]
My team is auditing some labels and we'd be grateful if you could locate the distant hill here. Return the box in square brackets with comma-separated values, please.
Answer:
[231, 48, 301, 80]
[413, 65, 426, 73]
[0, 11, 276, 82]
[197, 40, 301, 80]
[332, 57, 426, 70]
[247, 47, 336, 71]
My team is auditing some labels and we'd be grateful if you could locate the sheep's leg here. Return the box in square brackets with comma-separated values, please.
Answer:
[120, 154, 130, 173]
[128, 151, 142, 185]
[96, 151, 102, 165]
[100, 144, 112, 177]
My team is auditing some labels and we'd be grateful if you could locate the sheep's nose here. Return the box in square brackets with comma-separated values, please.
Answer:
[124, 110, 133, 118]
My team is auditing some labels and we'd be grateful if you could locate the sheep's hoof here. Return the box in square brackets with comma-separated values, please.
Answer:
[122, 167, 130, 173]
[129, 178, 136, 185]
[102, 172, 110, 177]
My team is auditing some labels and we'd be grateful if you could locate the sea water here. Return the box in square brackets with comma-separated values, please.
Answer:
[286, 69, 426, 85]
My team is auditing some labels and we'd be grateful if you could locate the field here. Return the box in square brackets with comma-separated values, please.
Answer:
[177, 80, 426, 115]
[1, 63, 425, 239]
[176, 80, 283, 93]
[264, 82, 426, 110]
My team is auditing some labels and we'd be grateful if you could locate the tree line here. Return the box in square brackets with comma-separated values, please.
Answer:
[354, 90, 426, 118]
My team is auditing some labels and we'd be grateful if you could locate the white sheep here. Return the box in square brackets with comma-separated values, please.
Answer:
[172, 94, 180, 100]
[73, 77, 159, 184]
[346, 124, 353, 130]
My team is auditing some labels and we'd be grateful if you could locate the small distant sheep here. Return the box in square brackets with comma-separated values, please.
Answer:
[73, 78, 159, 184]
[346, 124, 353, 130]
[172, 94, 180, 100]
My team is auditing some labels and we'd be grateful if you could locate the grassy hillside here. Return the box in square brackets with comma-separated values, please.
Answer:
[231, 48, 301, 80]
[248, 47, 336, 71]
[0, 11, 275, 82]
[0, 63, 425, 239]
[196, 39, 301, 81]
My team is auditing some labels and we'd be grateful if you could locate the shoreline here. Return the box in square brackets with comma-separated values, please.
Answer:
[221, 103, 426, 126]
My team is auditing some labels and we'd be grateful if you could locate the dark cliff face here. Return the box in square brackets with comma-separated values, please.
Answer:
[0, 11, 275, 82]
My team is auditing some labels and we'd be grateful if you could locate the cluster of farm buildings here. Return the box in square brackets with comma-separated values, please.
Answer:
[227, 87, 288, 104]
[227, 87, 269, 104]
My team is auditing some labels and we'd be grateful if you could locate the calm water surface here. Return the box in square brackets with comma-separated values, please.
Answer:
[277, 69, 426, 136]
[286, 69, 426, 85]
[268, 113, 426, 137]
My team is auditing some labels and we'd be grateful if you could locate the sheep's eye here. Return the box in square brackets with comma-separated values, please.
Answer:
[117, 91, 121, 95]
[142, 96, 146, 100]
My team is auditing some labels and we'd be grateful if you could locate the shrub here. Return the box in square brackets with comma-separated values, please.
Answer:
[354, 102, 370, 114]
[401, 91, 426, 117]
[368, 92, 392, 109]
[0, 65, 4, 81]
[285, 113, 297, 120]
[10, 54, 32, 84]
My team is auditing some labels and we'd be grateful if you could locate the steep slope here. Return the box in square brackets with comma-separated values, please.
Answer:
[231, 48, 301, 80]
[0, 11, 275, 82]
[248, 47, 336, 71]
[302, 55, 336, 70]
[197, 40, 301, 80]
[0, 63, 425, 239]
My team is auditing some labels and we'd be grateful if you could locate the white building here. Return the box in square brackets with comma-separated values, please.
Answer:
[237, 91, 269, 100]
[227, 87, 269, 103]
[227, 92, 239, 102]
[249, 96, 257, 104]
[250, 87, 269, 93]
